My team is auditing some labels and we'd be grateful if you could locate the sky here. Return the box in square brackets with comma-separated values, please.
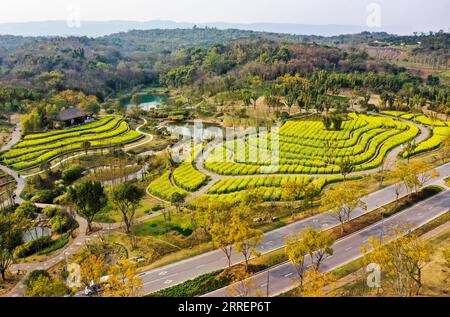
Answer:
[0, 0, 448, 31]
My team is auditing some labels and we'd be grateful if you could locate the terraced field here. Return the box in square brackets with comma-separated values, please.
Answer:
[199, 175, 363, 204]
[173, 163, 210, 192]
[148, 171, 187, 201]
[381, 111, 450, 158]
[0, 115, 143, 171]
[147, 113, 433, 203]
[204, 114, 419, 176]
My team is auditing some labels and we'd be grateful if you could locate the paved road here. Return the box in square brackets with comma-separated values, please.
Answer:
[7, 214, 90, 297]
[205, 189, 450, 297]
[1, 119, 154, 296]
[138, 163, 450, 295]
[0, 122, 21, 152]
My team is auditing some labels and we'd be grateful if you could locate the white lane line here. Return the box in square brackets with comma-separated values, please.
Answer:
[158, 271, 168, 276]
[164, 280, 173, 285]
[284, 273, 293, 278]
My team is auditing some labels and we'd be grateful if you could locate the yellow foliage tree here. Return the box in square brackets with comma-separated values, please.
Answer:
[104, 260, 143, 297]
[26, 275, 68, 297]
[80, 254, 107, 288]
[299, 269, 335, 297]
[232, 206, 263, 271]
[361, 229, 432, 297]
[321, 182, 367, 234]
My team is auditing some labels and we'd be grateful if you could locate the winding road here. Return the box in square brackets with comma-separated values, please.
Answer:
[205, 188, 450, 297]
[138, 163, 450, 295]
[0, 113, 445, 297]
[1, 118, 153, 297]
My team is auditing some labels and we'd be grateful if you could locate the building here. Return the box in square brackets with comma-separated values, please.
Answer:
[53, 108, 91, 128]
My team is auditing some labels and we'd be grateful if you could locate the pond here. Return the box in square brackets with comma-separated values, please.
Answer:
[23, 226, 52, 243]
[123, 94, 168, 111]
[164, 122, 225, 142]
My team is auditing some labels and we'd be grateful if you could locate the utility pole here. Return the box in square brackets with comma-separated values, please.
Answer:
[266, 269, 270, 298]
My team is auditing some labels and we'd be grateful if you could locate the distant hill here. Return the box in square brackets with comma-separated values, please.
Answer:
[0, 20, 415, 37]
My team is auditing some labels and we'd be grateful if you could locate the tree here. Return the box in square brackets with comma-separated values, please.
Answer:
[210, 208, 237, 270]
[232, 207, 263, 271]
[439, 135, 450, 164]
[443, 248, 450, 268]
[322, 115, 332, 130]
[228, 271, 263, 298]
[393, 161, 439, 197]
[40, 160, 51, 176]
[170, 192, 186, 214]
[321, 183, 367, 234]
[109, 183, 145, 234]
[26, 274, 68, 297]
[403, 140, 417, 162]
[0, 212, 26, 280]
[361, 229, 431, 296]
[298, 269, 335, 297]
[68, 181, 108, 232]
[81, 141, 91, 155]
[337, 157, 355, 180]
[79, 254, 107, 288]
[104, 260, 143, 297]
[21, 108, 42, 135]
[285, 233, 309, 290]
[295, 227, 335, 271]
[281, 181, 304, 208]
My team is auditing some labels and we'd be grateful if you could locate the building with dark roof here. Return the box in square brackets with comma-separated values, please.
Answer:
[53, 108, 91, 128]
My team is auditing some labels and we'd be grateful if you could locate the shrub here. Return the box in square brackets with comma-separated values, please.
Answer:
[50, 211, 78, 234]
[31, 189, 61, 204]
[14, 236, 53, 258]
[62, 165, 85, 183]
[25, 270, 51, 289]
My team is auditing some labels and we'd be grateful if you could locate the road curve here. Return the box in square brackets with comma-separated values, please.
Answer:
[205, 189, 450, 297]
[138, 163, 450, 295]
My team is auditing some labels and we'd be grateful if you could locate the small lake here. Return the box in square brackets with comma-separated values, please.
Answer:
[165, 122, 225, 142]
[23, 226, 52, 243]
[123, 95, 168, 111]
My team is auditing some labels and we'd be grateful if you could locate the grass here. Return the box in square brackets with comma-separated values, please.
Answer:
[148, 270, 227, 297]
[94, 194, 160, 223]
[0, 272, 25, 296]
[38, 233, 70, 255]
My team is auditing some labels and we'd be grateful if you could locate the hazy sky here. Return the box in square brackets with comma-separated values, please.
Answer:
[0, 0, 448, 30]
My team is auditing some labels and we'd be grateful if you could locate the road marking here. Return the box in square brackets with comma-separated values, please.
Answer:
[345, 247, 353, 252]
[164, 280, 173, 284]
[196, 265, 205, 269]
[322, 224, 329, 228]
[159, 271, 168, 276]
[284, 273, 293, 278]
